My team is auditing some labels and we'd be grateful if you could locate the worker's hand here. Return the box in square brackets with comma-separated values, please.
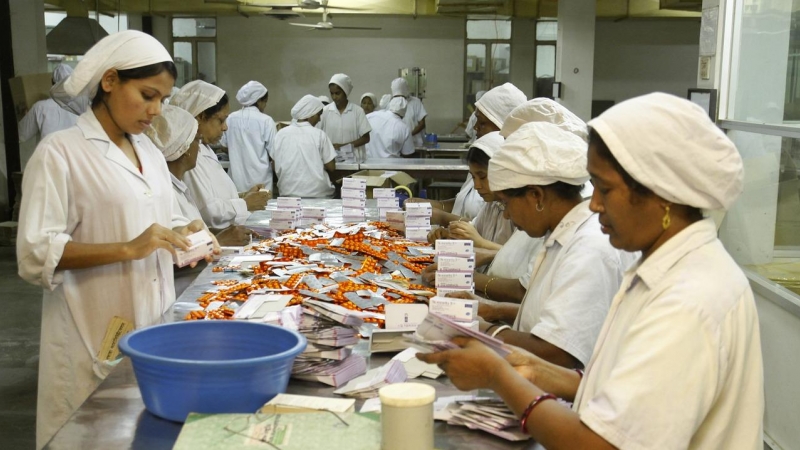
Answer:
[244, 190, 269, 211]
[448, 221, 480, 242]
[504, 344, 544, 386]
[445, 290, 484, 301]
[416, 337, 507, 391]
[478, 298, 502, 322]
[215, 225, 252, 246]
[174, 220, 219, 266]
[125, 223, 190, 261]
[333, 143, 343, 150]
[421, 263, 437, 285]
[427, 226, 450, 244]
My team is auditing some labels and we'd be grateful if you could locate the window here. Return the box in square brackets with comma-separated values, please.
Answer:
[172, 18, 217, 87]
[464, 20, 512, 119]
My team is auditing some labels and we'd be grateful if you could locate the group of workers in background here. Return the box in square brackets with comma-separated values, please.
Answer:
[15, 30, 764, 450]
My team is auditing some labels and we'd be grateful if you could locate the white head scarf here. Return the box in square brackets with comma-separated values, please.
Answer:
[475, 83, 527, 129]
[475, 90, 487, 102]
[379, 94, 392, 110]
[236, 81, 267, 107]
[63, 30, 172, 99]
[588, 92, 743, 210]
[489, 121, 589, 192]
[291, 95, 324, 121]
[318, 95, 331, 105]
[171, 80, 226, 118]
[329, 73, 353, 98]
[387, 97, 408, 118]
[501, 98, 588, 142]
[52, 63, 73, 84]
[144, 104, 199, 162]
[360, 92, 378, 108]
[470, 131, 503, 159]
[391, 78, 410, 97]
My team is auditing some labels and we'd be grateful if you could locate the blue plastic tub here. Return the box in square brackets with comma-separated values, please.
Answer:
[119, 321, 306, 422]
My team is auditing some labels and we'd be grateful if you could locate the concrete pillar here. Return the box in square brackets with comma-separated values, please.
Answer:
[10, 0, 47, 76]
[510, 18, 535, 98]
[555, 0, 596, 121]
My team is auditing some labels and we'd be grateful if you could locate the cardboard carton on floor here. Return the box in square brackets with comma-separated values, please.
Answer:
[338, 170, 416, 199]
[9, 73, 53, 120]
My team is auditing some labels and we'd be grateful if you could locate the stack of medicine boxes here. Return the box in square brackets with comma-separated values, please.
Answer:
[341, 178, 367, 222]
[404, 202, 432, 242]
[374, 188, 401, 221]
[434, 239, 475, 296]
[301, 206, 326, 226]
[272, 197, 302, 230]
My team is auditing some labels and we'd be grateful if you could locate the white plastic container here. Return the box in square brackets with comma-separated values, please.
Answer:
[379, 383, 435, 450]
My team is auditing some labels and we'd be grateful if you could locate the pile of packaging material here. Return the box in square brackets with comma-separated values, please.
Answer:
[434, 239, 475, 296]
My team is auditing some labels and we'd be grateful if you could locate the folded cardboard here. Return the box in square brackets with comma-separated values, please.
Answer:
[340, 170, 416, 199]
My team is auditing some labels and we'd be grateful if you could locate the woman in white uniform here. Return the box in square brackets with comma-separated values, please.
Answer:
[427, 132, 515, 250]
[390, 77, 427, 148]
[419, 93, 764, 449]
[365, 97, 414, 159]
[271, 95, 337, 198]
[16, 31, 210, 448]
[171, 81, 269, 230]
[360, 92, 378, 115]
[320, 73, 371, 163]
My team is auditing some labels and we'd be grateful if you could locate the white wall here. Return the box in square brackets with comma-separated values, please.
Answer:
[593, 19, 701, 105]
[216, 15, 465, 134]
[557, 0, 596, 121]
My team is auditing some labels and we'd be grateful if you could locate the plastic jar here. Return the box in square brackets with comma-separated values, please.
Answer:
[379, 382, 436, 450]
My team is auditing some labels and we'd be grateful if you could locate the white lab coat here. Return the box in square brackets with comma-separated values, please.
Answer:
[403, 96, 427, 148]
[18, 98, 78, 142]
[487, 229, 542, 287]
[171, 173, 203, 222]
[16, 111, 189, 448]
[452, 175, 485, 220]
[514, 201, 636, 366]
[471, 202, 515, 246]
[221, 106, 276, 192]
[271, 121, 337, 198]
[183, 144, 250, 229]
[365, 110, 414, 158]
[574, 218, 763, 450]
[319, 102, 371, 163]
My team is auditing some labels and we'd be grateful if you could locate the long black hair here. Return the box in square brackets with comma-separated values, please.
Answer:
[91, 61, 178, 107]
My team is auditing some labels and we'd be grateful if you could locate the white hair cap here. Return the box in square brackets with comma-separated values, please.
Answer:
[588, 92, 743, 210]
[171, 80, 226, 118]
[475, 90, 487, 102]
[379, 94, 392, 110]
[489, 121, 589, 191]
[329, 73, 353, 98]
[63, 30, 172, 99]
[52, 63, 73, 84]
[291, 95, 324, 121]
[501, 98, 588, 142]
[236, 81, 267, 107]
[360, 92, 378, 108]
[391, 78, 410, 97]
[475, 83, 527, 129]
[144, 104, 199, 162]
[388, 97, 408, 118]
[318, 95, 331, 104]
[470, 131, 503, 159]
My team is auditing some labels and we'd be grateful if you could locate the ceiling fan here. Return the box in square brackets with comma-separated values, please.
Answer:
[289, 1, 381, 30]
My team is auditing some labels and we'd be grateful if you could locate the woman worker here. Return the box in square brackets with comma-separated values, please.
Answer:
[427, 131, 514, 250]
[171, 80, 269, 230]
[419, 93, 764, 449]
[320, 73, 371, 163]
[360, 92, 378, 115]
[16, 31, 213, 448]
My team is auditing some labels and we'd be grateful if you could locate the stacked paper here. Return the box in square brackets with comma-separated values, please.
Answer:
[332, 359, 408, 398]
[405, 202, 432, 242]
[291, 300, 368, 387]
[342, 178, 367, 221]
[373, 188, 401, 221]
[434, 397, 531, 442]
[412, 311, 510, 357]
[273, 197, 303, 230]
[434, 240, 475, 296]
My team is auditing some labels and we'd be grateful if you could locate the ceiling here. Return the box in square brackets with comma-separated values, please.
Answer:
[43, 0, 701, 19]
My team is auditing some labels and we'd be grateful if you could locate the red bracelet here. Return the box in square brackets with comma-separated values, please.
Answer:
[519, 393, 557, 434]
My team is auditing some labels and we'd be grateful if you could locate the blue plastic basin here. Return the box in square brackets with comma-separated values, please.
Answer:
[119, 321, 306, 422]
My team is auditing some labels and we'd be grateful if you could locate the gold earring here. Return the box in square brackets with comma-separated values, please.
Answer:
[662, 205, 671, 230]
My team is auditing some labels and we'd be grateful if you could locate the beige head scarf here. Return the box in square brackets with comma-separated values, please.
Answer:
[144, 104, 199, 162]
[475, 83, 527, 129]
[170, 80, 226, 118]
[501, 98, 588, 142]
[489, 122, 589, 191]
[588, 92, 743, 210]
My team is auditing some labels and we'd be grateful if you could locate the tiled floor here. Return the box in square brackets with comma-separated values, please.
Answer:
[0, 246, 41, 449]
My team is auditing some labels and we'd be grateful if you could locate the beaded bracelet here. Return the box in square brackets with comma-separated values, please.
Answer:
[519, 393, 557, 434]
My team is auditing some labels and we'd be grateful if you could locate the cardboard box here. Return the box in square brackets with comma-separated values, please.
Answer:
[340, 170, 416, 199]
[372, 188, 396, 198]
[173, 230, 214, 268]
[341, 188, 366, 199]
[276, 197, 302, 209]
[436, 286, 475, 297]
[405, 226, 431, 242]
[270, 219, 299, 230]
[342, 197, 366, 209]
[405, 202, 432, 217]
[435, 271, 474, 288]
[302, 206, 326, 219]
[435, 239, 474, 256]
[437, 255, 475, 272]
[379, 208, 402, 221]
[385, 211, 405, 223]
[377, 197, 400, 209]
[429, 296, 478, 322]
[272, 209, 299, 221]
[404, 215, 431, 227]
[342, 177, 367, 190]
[9, 73, 52, 120]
